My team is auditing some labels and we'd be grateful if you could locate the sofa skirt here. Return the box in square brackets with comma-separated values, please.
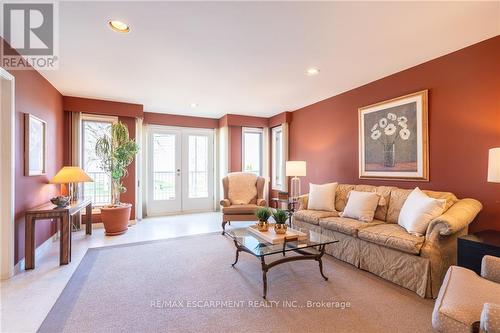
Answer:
[359, 239, 431, 298]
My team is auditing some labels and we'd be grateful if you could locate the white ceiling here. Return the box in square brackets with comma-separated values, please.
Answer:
[40, 1, 499, 118]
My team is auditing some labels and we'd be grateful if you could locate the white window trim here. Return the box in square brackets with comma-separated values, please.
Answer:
[80, 114, 118, 206]
[241, 127, 263, 176]
[271, 125, 288, 191]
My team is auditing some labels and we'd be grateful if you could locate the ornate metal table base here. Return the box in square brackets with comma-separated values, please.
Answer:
[231, 240, 328, 299]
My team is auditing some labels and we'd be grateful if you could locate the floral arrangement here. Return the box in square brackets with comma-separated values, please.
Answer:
[370, 112, 411, 142]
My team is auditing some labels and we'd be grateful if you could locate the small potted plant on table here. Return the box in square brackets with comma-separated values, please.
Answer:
[95, 122, 139, 236]
[273, 209, 288, 234]
[255, 208, 272, 231]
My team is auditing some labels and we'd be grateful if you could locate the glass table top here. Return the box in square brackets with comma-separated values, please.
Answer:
[226, 227, 338, 257]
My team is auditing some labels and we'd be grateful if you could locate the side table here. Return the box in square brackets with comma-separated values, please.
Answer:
[457, 230, 500, 275]
[270, 198, 298, 227]
[25, 199, 92, 269]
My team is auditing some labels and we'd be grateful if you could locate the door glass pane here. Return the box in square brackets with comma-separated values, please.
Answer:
[243, 131, 262, 175]
[188, 135, 209, 198]
[153, 133, 176, 200]
[82, 120, 112, 205]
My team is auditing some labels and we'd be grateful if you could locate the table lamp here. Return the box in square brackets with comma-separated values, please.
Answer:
[286, 161, 306, 200]
[50, 166, 93, 202]
[488, 148, 500, 183]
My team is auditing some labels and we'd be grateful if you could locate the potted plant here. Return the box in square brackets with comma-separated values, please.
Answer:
[273, 209, 288, 234]
[95, 121, 139, 235]
[255, 208, 272, 231]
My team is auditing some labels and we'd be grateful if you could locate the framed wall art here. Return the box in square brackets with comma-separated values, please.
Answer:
[359, 90, 428, 181]
[24, 114, 47, 176]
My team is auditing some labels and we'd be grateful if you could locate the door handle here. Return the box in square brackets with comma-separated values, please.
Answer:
[176, 169, 181, 176]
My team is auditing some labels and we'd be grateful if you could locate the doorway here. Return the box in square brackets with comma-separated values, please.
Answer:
[146, 126, 215, 216]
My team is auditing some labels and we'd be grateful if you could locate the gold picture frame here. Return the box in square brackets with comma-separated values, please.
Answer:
[358, 90, 428, 181]
[24, 114, 47, 176]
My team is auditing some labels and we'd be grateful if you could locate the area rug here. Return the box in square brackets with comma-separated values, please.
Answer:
[38, 233, 434, 333]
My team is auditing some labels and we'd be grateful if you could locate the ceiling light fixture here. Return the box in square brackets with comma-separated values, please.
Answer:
[306, 68, 320, 76]
[108, 20, 130, 33]
[190, 103, 198, 108]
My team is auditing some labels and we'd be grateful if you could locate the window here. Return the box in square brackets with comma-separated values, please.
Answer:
[152, 133, 176, 200]
[81, 116, 115, 206]
[242, 127, 263, 176]
[272, 126, 284, 189]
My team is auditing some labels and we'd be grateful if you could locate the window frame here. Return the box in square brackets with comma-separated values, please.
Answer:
[80, 114, 117, 207]
[271, 125, 284, 190]
[241, 127, 263, 176]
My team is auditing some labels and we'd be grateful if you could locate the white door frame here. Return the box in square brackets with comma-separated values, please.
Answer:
[145, 125, 216, 216]
[0, 67, 15, 280]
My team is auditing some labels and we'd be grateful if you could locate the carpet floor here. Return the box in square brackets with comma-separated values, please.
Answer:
[38, 233, 435, 333]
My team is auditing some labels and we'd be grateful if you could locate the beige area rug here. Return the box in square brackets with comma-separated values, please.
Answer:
[38, 233, 435, 333]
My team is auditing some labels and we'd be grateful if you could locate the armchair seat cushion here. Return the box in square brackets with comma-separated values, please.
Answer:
[319, 217, 383, 236]
[358, 224, 424, 255]
[222, 204, 259, 215]
[294, 210, 339, 225]
[432, 266, 500, 332]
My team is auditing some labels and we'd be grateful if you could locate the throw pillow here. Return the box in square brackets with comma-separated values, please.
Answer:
[340, 191, 380, 222]
[308, 183, 338, 211]
[398, 187, 446, 236]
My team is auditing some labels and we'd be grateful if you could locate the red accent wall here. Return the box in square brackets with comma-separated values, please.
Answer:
[8, 64, 64, 264]
[289, 36, 500, 232]
[229, 126, 243, 172]
[144, 112, 218, 129]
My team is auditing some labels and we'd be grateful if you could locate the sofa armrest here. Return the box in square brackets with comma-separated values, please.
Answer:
[426, 198, 482, 237]
[220, 199, 231, 207]
[257, 198, 267, 207]
[480, 303, 500, 333]
[481, 255, 500, 284]
[297, 194, 309, 211]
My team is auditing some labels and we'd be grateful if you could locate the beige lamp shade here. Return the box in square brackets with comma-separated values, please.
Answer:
[488, 148, 500, 183]
[286, 161, 307, 177]
[50, 166, 94, 184]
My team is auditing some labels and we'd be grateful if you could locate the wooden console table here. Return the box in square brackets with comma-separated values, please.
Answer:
[25, 199, 92, 269]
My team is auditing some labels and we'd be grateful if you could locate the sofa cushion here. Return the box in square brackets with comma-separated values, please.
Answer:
[386, 188, 458, 224]
[319, 217, 383, 236]
[347, 184, 395, 221]
[222, 204, 259, 215]
[340, 191, 381, 222]
[358, 224, 425, 255]
[308, 182, 337, 211]
[432, 266, 500, 333]
[294, 210, 339, 225]
[335, 184, 355, 212]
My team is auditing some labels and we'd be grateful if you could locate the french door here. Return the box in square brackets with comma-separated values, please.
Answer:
[147, 126, 214, 215]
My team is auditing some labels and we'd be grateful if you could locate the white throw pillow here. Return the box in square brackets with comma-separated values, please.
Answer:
[398, 187, 446, 236]
[340, 191, 380, 222]
[308, 183, 338, 212]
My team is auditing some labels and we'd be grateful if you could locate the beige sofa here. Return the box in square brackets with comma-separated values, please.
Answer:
[293, 184, 482, 298]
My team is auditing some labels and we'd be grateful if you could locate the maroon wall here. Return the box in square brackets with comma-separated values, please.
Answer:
[289, 36, 500, 232]
[9, 66, 64, 264]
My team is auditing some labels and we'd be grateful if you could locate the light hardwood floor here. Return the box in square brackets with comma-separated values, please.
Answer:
[0, 212, 253, 333]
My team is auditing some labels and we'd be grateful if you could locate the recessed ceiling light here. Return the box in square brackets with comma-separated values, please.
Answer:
[190, 103, 198, 108]
[306, 68, 320, 76]
[108, 20, 130, 33]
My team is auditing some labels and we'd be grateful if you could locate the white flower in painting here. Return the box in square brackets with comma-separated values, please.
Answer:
[371, 130, 382, 140]
[379, 118, 388, 128]
[397, 116, 408, 123]
[384, 123, 396, 135]
[400, 128, 411, 140]
[371, 123, 379, 132]
[398, 121, 408, 128]
[387, 113, 397, 121]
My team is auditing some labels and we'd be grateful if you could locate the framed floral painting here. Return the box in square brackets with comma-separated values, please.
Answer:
[358, 90, 428, 181]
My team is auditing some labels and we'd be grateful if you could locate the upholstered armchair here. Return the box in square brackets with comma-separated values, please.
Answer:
[220, 172, 267, 234]
[432, 255, 500, 332]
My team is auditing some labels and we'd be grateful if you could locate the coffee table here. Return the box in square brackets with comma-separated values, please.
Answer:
[226, 227, 338, 299]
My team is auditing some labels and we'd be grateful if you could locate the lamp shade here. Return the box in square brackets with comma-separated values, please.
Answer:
[50, 166, 94, 184]
[488, 148, 500, 183]
[286, 161, 306, 177]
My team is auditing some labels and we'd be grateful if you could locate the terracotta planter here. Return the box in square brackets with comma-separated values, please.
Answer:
[100, 203, 132, 236]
